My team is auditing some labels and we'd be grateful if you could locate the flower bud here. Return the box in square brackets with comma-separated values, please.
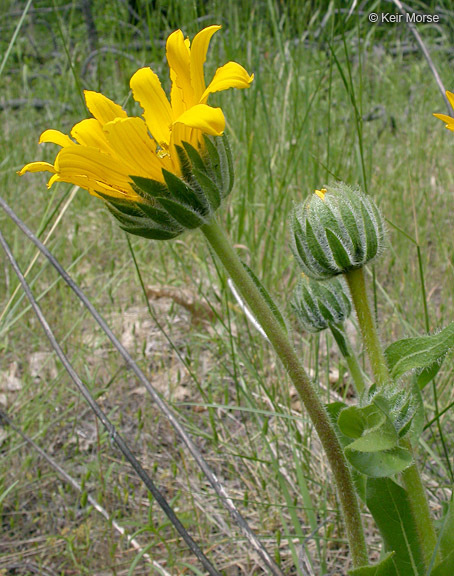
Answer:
[291, 274, 352, 333]
[290, 183, 386, 280]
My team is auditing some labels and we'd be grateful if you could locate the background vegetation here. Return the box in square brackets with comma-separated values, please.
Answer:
[1, 0, 453, 574]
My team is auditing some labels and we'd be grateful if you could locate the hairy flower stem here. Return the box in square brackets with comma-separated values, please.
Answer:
[345, 268, 390, 390]
[345, 266, 438, 569]
[201, 218, 369, 568]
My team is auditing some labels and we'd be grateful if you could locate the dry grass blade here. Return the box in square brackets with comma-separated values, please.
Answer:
[0, 410, 173, 576]
[0, 186, 78, 325]
[0, 227, 222, 576]
[0, 195, 284, 576]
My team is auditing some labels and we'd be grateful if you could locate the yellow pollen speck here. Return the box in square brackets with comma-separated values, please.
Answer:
[315, 188, 327, 200]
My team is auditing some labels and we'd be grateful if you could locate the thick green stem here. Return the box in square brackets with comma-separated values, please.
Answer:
[345, 268, 390, 389]
[329, 323, 366, 397]
[201, 218, 369, 568]
[345, 266, 438, 569]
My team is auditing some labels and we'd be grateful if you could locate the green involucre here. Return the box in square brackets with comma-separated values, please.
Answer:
[104, 134, 234, 240]
[291, 274, 352, 333]
[290, 182, 386, 280]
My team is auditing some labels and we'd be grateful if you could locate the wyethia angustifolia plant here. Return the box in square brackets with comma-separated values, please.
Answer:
[18, 25, 454, 575]
[290, 182, 454, 575]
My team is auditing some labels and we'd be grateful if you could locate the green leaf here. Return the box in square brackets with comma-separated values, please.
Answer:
[370, 385, 424, 442]
[338, 404, 399, 451]
[241, 262, 288, 334]
[405, 384, 425, 442]
[366, 478, 425, 575]
[326, 401, 366, 500]
[339, 404, 386, 439]
[384, 323, 454, 380]
[415, 361, 442, 391]
[337, 384, 423, 477]
[431, 550, 454, 576]
[346, 446, 412, 477]
[348, 552, 396, 575]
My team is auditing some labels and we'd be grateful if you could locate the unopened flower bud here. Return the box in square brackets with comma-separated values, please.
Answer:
[290, 182, 386, 280]
[291, 274, 352, 333]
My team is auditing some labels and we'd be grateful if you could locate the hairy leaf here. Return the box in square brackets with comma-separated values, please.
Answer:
[366, 478, 425, 575]
[385, 323, 454, 380]
[346, 446, 412, 477]
[348, 552, 396, 575]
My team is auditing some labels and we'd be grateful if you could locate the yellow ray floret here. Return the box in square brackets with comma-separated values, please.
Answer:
[19, 25, 254, 202]
[433, 91, 454, 131]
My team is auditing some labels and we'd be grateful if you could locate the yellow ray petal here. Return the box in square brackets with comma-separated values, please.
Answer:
[103, 117, 165, 181]
[92, 180, 142, 200]
[171, 122, 196, 153]
[47, 173, 61, 188]
[433, 113, 454, 130]
[201, 62, 254, 103]
[170, 68, 186, 119]
[47, 172, 91, 192]
[166, 29, 194, 108]
[84, 91, 127, 125]
[48, 171, 139, 200]
[174, 104, 225, 136]
[55, 147, 134, 192]
[130, 67, 173, 148]
[39, 129, 75, 147]
[190, 25, 221, 101]
[446, 91, 454, 110]
[18, 161, 57, 176]
[71, 118, 111, 152]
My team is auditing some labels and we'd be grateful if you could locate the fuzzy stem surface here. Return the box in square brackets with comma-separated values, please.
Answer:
[201, 218, 369, 568]
[345, 268, 390, 389]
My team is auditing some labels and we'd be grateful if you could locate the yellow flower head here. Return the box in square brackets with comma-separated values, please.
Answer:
[433, 90, 454, 131]
[18, 25, 253, 203]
